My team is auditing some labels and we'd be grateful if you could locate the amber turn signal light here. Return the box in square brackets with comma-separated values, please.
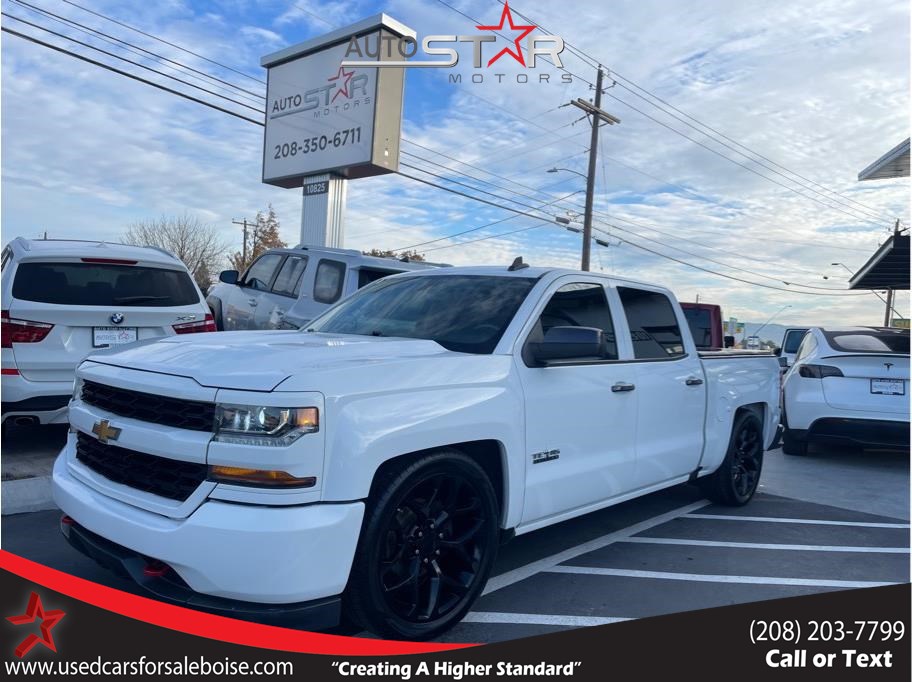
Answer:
[208, 465, 316, 488]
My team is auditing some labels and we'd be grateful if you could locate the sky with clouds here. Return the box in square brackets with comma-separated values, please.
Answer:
[1, 0, 909, 329]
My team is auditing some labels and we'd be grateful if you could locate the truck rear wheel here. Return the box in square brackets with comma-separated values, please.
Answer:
[344, 451, 500, 640]
[699, 411, 764, 506]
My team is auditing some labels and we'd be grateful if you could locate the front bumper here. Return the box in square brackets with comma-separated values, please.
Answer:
[53, 454, 365, 611]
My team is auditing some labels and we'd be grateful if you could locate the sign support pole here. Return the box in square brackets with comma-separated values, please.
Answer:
[300, 174, 348, 247]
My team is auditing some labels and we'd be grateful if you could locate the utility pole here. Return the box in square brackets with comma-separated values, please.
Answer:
[232, 218, 252, 265]
[884, 218, 901, 327]
[568, 67, 620, 271]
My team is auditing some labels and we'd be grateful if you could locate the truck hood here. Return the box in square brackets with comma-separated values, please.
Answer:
[84, 331, 453, 391]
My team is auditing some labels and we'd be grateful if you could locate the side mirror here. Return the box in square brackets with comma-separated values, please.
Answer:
[724, 335, 735, 348]
[773, 346, 782, 356]
[531, 326, 604, 364]
[778, 356, 788, 368]
[219, 270, 239, 285]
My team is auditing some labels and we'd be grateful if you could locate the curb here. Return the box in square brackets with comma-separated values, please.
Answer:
[1, 475, 57, 516]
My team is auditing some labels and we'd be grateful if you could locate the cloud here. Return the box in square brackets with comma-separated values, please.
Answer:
[1, 0, 909, 328]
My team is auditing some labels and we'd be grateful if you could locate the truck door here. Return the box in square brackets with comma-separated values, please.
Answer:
[255, 255, 308, 329]
[615, 285, 706, 487]
[223, 253, 284, 330]
[518, 279, 639, 527]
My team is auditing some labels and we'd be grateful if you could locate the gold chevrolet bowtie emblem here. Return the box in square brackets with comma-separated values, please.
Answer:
[91, 419, 121, 444]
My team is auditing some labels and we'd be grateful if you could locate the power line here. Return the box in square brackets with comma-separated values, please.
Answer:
[2, 13, 263, 113]
[497, 0, 901, 227]
[60, 0, 266, 85]
[10, 0, 265, 102]
[1, 26, 265, 126]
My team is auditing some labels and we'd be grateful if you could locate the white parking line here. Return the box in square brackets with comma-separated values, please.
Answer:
[482, 500, 709, 595]
[686, 513, 910, 529]
[462, 612, 630, 627]
[622, 536, 910, 553]
[545, 565, 896, 589]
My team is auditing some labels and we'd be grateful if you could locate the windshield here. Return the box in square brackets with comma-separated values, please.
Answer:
[783, 329, 808, 353]
[823, 329, 909, 355]
[307, 274, 536, 354]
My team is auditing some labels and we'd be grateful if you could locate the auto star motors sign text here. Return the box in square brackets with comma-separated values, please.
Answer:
[341, 1, 565, 70]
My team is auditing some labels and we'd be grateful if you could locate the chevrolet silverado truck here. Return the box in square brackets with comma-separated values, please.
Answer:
[53, 264, 781, 640]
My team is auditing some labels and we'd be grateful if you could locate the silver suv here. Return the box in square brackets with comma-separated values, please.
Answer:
[207, 245, 442, 331]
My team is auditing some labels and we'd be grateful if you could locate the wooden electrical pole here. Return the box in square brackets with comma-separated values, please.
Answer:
[232, 218, 251, 265]
[569, 67, 620, 271]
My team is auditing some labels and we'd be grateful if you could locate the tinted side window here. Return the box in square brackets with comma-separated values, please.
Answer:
[271, 256, 308, 297]
[683, 307, 712, 348]
[783, 329, 808, 354]
[314, 260, 346, 304]
[358, 268, 398, 289]
[618, 287, 685, 359]
[242, 254, 283, 291]
[528, 282, 617, 361]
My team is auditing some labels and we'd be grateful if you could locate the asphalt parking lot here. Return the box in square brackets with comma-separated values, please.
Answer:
[1, 433, 909, 644]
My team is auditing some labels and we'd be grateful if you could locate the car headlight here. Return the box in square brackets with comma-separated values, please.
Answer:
[213, 404, 318, 446]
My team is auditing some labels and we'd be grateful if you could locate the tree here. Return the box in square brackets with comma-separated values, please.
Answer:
[123, 214, 227, 290]
[228, 204, 287, 272]
[363, 248, 426, 262]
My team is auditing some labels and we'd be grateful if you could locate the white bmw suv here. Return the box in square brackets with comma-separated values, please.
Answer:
[1, 238, 214, 427]
[781, 326, 909, 455]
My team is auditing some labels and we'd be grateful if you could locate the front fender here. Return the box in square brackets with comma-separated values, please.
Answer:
[321, 382, 525, 529]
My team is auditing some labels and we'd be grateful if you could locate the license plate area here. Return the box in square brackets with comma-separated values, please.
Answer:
[870, 378, 904, 396]
[93, 327, 138, 347]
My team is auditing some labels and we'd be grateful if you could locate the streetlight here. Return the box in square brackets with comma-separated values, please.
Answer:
[754, 304, 792, 338]
[547, 167, 588, 180]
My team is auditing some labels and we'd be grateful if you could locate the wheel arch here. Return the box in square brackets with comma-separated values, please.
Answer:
[367, 440, 509, 528]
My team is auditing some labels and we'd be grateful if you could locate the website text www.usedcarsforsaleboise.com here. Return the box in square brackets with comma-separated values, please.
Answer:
[4, 655, 293, 677]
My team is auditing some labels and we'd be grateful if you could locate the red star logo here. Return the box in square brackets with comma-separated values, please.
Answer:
[328, 66, 355, 103]
[476, 1, 536, 67]
[6, 592, 66, 658]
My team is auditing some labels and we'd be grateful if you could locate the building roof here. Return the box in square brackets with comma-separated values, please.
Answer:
[848, 233, 910, 290]
[858, 138, 910, 181]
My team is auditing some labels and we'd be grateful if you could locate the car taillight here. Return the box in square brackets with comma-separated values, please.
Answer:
[798, 364, 844, 379]
[1, 311, 54, 347]
[172, 314, 217, 334]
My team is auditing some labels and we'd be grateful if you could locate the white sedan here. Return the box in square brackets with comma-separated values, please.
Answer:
[781, 326, 909, 455]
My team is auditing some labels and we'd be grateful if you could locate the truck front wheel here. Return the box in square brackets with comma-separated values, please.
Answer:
[699, 411, 764, 506]
[344, 451, 500, 640]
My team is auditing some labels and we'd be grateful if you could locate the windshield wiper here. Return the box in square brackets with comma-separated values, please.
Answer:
[112, 295, 170, 304]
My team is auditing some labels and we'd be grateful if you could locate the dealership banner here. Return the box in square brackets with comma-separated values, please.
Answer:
[1, 551, 908, 680]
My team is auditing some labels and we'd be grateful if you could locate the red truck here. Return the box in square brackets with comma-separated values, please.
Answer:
[681, 302, 728, 350]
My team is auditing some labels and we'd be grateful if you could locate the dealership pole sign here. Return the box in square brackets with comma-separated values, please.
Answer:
[261, 15, 411, 188]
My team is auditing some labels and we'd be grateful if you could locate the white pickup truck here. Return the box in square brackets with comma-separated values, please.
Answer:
[53, 264, 780, 639]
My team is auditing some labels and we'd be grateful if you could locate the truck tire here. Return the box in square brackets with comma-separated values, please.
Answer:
[208, 302, 225, 331]
[781, 428, 808, 456]
[344, 451, 500, 640]
[699, 411, 764, 506]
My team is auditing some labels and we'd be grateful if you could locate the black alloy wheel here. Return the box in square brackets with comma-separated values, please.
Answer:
[344, 451, 499, 640]
[698, 411, 765, 506]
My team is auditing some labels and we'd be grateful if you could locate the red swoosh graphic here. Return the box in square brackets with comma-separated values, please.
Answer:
[0, 550, 475, 655]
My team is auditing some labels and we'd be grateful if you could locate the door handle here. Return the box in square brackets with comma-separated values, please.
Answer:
[685, 377, 704, 386]
[248, 298, 258, 307]
[611, 382, 636, 393]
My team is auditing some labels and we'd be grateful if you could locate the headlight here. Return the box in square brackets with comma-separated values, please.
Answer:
[214, 405, 318, 447]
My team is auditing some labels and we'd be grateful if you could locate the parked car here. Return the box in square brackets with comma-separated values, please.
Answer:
[54, 264, 781, 639]
[681, 302, 725, 349]
[778, 327, 810, 369]
[1, 237, 214, 427]
[206, 245, 442, 331]
[781, 326, 910, 455]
